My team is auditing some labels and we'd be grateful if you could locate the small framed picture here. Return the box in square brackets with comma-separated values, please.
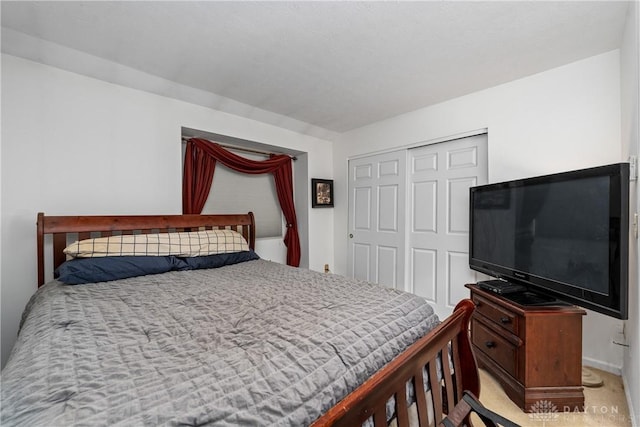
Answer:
[312, 178, 334, 208]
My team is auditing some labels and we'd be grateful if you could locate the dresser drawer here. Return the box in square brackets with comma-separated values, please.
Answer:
[473, 294, 517, 334]
[472, 319, 517, 378]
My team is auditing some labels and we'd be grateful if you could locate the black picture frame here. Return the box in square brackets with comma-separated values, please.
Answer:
[311, 178, 334, 208]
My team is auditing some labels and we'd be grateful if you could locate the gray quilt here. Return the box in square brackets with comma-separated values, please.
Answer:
[1, 259, 439, 426]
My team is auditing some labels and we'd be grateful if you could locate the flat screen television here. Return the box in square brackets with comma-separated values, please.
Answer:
[469, 163, 629, 319]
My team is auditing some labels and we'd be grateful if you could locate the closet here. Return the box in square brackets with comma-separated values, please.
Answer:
[348, 133, 488, 319]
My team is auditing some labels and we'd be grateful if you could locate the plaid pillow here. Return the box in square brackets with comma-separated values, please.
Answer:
[64, 229, 249, 258]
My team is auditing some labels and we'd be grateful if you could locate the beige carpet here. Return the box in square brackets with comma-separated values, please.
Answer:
[473, 368, 632, 427]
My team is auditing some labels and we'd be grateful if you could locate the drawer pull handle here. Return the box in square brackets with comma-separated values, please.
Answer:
[485, 341, 496, 349]
[500, 317, 511, 324]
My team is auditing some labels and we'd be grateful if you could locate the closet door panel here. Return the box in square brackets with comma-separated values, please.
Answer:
[348, 151, 406, 289]
[411, 248, 437, 301]
[448, 177, 475, 234]
[409, 134, 487, 319]
[353, 243, 371, 281]
[377, 246, 398, 288]
[412, 180, 437, 233]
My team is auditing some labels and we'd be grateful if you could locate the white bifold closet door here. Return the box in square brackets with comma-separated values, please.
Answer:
[348, 133, 487, 319]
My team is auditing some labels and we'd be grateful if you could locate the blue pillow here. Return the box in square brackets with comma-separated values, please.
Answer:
[55, 251, 260, 285]
[180, 250, 260, 270]
[55, 256, 189, 285]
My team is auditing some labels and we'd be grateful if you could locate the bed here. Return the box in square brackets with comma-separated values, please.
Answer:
[1, 212, 479, 427]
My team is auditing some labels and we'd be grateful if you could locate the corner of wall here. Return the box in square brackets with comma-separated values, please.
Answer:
[620, 0, 640, 425]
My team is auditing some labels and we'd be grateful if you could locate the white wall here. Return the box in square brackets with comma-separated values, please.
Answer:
[620, 1, 639, 424]
[0, 54, 334, 366]
[334, 50, 627, 374]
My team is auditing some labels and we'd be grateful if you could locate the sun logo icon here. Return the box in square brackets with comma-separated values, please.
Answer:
[529, 400, 559, 425]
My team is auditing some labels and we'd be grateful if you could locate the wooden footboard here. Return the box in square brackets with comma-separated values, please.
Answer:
[311, 299, 478, 427]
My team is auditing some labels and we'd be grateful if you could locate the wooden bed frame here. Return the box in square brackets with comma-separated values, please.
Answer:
[36, 212, 256, 287]
[35, 212, 479, 427]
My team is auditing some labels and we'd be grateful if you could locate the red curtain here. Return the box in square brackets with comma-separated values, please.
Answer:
[182, 138, 301, 267]
[182, 141, 217, 214]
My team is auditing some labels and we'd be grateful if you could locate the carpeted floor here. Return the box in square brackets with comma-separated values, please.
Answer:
[474, 367, 633, 427]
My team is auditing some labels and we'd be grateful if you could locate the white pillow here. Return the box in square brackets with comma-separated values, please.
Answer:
[64, 229, 249, 258]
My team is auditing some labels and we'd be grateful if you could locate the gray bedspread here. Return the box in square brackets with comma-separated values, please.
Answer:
[1, 259, 439, 426]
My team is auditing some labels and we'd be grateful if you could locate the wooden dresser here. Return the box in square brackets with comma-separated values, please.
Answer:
[466, 284, 585, 412]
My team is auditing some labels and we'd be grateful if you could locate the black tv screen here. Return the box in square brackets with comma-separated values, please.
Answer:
[469, 163, 629, 319]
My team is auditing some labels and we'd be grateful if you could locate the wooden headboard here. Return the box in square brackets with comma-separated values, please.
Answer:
[36, 212, 256, 287]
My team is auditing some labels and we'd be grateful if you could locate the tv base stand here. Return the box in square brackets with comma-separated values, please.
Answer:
[466, 284, 586, 412]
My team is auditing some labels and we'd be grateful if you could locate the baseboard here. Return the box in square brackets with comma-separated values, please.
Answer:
[584, 357, 636, 426]
[582, 356, 622, 375]
[622, 375, 638, 427]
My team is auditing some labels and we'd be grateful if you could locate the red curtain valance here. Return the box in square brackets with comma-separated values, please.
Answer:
[182, 138, 301, 267]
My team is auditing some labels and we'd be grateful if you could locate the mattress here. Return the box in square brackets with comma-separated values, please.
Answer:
[1, 259, 439, 426]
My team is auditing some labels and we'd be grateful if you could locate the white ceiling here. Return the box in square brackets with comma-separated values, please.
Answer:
[1, 1, 632, 139]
